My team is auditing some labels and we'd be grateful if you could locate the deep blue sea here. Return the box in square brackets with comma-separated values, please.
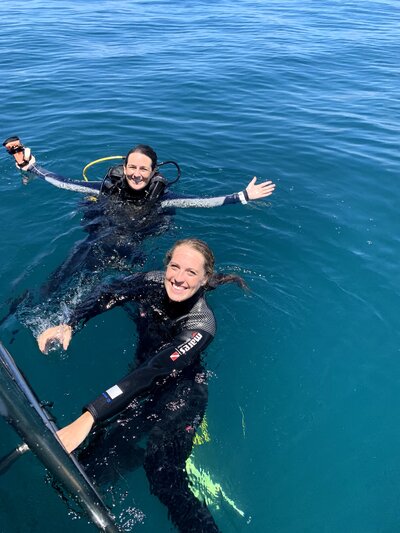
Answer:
[1, 1, 400, 532]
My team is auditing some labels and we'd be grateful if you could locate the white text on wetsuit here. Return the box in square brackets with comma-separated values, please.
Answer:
[170, 332, 203, 361]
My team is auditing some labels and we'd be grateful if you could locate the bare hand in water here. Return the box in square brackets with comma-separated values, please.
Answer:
[37, 324, 72, 354]
[246, 177, 276, 200]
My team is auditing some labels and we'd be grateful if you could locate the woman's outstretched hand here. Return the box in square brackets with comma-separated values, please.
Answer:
[3, 137, 36, 171]
[37, 324, 72, 354]
[17, 147, 36, 171]
[56, 411, 95, 453]
[245, 177, 276, 200]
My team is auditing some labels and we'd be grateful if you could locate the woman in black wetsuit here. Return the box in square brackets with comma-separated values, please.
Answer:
[37, 238, 247, 532]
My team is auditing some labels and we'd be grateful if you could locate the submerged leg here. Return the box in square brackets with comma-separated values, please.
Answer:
[144, 379, 220, 533]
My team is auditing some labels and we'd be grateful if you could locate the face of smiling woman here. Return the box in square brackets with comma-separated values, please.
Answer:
[164, 244, 208, 302]
[124, 151, 155, 191]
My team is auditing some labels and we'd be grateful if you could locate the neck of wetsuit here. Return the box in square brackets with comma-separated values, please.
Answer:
[164, 288, 205, 318]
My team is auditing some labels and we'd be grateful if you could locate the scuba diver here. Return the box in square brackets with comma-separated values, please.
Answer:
[35, 238, 247, 533]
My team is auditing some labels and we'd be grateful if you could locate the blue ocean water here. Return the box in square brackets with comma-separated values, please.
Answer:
[1, 0, 399, 531]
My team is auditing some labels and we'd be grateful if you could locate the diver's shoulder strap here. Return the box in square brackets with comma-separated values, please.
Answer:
[100, 164, 125, 194]
[147, 173, 168, 201]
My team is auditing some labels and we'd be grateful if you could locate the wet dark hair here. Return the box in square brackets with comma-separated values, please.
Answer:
[164, 238, 248, 291]
[124, 144, 158, 170]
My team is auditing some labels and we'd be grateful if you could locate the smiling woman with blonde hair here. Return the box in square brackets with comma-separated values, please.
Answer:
[38, 238, 247, 533]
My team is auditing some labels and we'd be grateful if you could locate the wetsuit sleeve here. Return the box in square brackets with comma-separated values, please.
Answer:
[84, 328, 213, 423]
[26, 163, 101, 195]
[160, 189, 249, 209]
[66, 274, 145, 330]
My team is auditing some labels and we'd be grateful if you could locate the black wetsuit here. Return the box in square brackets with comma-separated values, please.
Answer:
[67, 271, 220, 533]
